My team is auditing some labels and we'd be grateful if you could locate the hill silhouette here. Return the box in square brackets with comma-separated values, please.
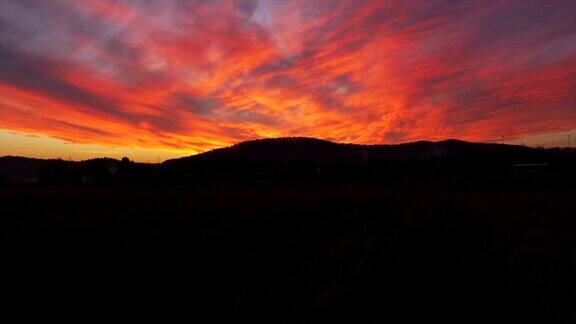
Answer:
[166, 137, 530, 164]
[2, 138, 575, 184]
[162, 137, 574, 183]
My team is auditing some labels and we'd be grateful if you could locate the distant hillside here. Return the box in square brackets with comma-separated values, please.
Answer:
[161, 137, 575, 181]
[2, 138, 575, 184]
[163, 137, 538, 165]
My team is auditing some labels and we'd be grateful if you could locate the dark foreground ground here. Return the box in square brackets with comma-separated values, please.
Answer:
[2, 175, 575, 322]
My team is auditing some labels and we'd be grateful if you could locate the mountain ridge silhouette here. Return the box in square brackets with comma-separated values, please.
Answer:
[165, 137, 530, 163]
[1, 137, 574, 183]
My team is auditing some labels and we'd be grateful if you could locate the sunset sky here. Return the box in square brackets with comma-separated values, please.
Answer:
[1, 0, 575, 161]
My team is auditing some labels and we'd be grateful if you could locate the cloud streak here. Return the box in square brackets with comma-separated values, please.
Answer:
[1, 0, 575, 156]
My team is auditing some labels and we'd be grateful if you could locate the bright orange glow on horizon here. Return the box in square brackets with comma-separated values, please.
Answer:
[1, 0, 575, 161]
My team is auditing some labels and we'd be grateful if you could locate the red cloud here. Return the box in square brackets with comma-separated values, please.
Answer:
[0, 0, 574, 157]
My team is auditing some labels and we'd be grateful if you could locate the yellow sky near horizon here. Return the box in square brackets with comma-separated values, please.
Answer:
[1, 129, 574, 163]
[0, 130, 195, 162]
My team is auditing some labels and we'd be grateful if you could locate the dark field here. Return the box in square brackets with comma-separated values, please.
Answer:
[2, 175, 574, 323]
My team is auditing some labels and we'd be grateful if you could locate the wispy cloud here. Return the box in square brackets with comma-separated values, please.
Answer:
[0, 0, 574, 155]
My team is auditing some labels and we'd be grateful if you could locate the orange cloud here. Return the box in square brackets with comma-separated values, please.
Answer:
[0, 0, 574, 160]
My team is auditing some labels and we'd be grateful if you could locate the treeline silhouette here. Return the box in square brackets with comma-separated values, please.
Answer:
[1, 137, 575, 185]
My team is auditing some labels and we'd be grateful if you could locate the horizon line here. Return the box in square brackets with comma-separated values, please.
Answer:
[2, 136, 574, 164]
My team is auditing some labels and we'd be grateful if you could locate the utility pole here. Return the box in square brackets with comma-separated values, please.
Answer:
[569, 134, 571, 148]
[501, 135, 504, 145]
